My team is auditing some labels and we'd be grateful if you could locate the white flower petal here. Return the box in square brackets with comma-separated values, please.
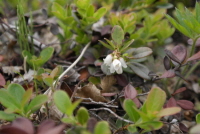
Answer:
[119, 57, 127, 68]
[112, 59, 121, 70]
[116, 66, 123, 74]
[110, 62, 115, 73]
[101, 63, 111, 75]
[103, 54, 113, 66]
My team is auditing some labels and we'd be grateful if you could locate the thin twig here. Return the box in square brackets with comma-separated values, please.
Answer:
[89, 107, 134, 124]
[74, 97, 118, 108]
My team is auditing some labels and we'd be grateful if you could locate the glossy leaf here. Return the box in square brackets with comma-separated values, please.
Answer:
[146, 87, 166, 113]
[157, 107, 181, 117]
[111, 25, 124, 45]
[76, 107, 89, 125]
[94, 121, 111, 134]
[128, 62, 151, 80]
[123, 99, 140, 122]
[53, 90, 71, 114]
[127, 47, 152, 59]
[76, 0, 90, 9]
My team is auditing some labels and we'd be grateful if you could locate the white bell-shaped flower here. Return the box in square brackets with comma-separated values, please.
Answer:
[103, 54, 113, 66]
[111, 59, 123, 74]
[119, 57, 127, 68]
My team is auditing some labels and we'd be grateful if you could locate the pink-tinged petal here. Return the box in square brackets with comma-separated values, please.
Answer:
[160, 69, 175, 78]
[187, 51, 200, 62]
[124, 84, 137, 100]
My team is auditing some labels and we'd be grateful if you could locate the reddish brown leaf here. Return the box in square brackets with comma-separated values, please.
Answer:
[171, 45, 187, 63]
[172, 87, 187, 96]
[179, 123, 188, 133]
[11, 118, 34, 134]
[114, 74, 128, 87]
[163, 56, 171, 70]
[0, 55, 4, 62]
[187, 51, 200, 62]
[87, 118, 97, 133]
[132, 97, 141, 108]
[0, 73, 6, 87]
[160, 69, 175, 78]
[166, 97, 177, 108]
[165, 49, 181, 64]
[176, 100, 194, 110]
[124, 84, 137, 100]
[79, 68, 90, 81]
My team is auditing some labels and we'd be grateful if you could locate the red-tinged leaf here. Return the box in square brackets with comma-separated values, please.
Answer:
[0, 55, 4, 62]
[171, 45, 187, 63]
[101, 92, 117, 97]
[160, 69, 175, 78]
[157, 107, 181, 117]
[114, 74, 128, 87]
[172, 87, 187, 95]
[187, 51, 200, 62]
[11, 118, 34, 134]
[163, 56, 171, 70]
[179, 123, 188, 133]
[165, 49, 181, 64]
[0, 73, 6, 87]
[166, 97, 177, 108]
[87, 118, 97, 133]
[176, 100, 194, 110]
[132, 97, 141, 108]
[124, 84, 137, 100]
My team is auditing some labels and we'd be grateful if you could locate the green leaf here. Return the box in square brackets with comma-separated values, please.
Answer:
[128, 124, 138, 133]
[196, 113, 200, 124]
[76, 0, 90, 9]
[157, 107, 181, 117]
[27, 95, 48, 113]
[196, 2, 200, 23]
[139, 121, 163, 132]
[145, 0, 156, 5]
[86, 5, 95, 17]
[21, 89, 32, 107]
[128, 62, 151, 80]
[76, 107, 89, 125]
[145, 87, 166, 114]
[93, 7, 107, 20]
[88, 77, 100, 84]
[120, 39, 135, 52]
[111, 25, 124, 45]
[51, 2, 67, 20]
[123, 99, 140, 122]
[0, 111, 20, 121]
[99, 40, 114, 50]
[126, 47, 152, 59]
[67, 99, 82, 116]
[94, 121, 111, 134]
[43, 77, 54, 87]
[7, 83, 25, 103]
[40, 47, 54, 64]
[53, 90, 72, 114]
[0, 90, 21, 111]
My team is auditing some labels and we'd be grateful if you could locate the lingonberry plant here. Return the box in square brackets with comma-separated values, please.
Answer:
[0, 0, 200, 133]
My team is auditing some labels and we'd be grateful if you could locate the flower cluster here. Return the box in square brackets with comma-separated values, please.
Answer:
[101, 54, 127, 75]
